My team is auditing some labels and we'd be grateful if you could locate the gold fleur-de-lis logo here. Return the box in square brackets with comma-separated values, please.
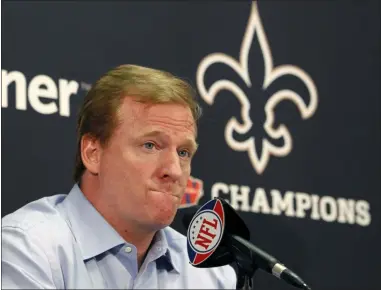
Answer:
[196, 1, 318, 174]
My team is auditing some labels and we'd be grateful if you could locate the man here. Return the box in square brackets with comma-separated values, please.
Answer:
[2, 65, 237, 289]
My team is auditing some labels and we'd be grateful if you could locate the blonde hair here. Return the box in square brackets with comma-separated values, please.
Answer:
[74, 64, 202, 182]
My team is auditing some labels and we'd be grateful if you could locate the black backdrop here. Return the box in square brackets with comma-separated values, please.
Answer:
[2, 1, 380, 290]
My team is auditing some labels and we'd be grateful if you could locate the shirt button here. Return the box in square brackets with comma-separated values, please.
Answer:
[125, 246, 132, 253]
[156, 247, 162, 252]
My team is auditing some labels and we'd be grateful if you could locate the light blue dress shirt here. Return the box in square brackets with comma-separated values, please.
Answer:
[2, 184, 236, 289]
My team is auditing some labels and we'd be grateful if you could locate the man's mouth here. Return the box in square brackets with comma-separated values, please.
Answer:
[150, 189, 180, 199]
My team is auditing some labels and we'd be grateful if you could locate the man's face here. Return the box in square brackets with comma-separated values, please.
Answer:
[98, 97, 197, 230]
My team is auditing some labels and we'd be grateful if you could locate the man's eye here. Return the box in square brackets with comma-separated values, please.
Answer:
[143, 142, 155, 150]
[178, 150, 191, 158]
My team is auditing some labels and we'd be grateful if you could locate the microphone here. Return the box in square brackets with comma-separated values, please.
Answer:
[182, 198, 311, 290]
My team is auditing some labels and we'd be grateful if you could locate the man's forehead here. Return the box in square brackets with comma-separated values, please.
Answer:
[121, 98, 196, 131]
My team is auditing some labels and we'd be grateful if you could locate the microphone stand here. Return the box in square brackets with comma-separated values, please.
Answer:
[235, 263, 257, 290]
[228, 235, 258, 290]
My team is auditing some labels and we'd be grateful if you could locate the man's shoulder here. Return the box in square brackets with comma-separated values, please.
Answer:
[2, 194, 69, 235]
[2, 194, 72, 289]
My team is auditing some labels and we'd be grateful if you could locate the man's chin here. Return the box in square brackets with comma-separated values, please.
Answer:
[151, 211, 177, 230]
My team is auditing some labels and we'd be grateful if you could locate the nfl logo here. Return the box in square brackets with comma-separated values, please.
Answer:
[187, 198, 225, 265]
[179, 176, 204, 208]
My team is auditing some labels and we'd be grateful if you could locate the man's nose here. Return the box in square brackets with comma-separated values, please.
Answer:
[160, 150, 182, 181]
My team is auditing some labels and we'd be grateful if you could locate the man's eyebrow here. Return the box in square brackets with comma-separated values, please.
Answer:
[140, 130, 198, 152]
[140, 130, 163, 138]
[183, 139, 199, 153]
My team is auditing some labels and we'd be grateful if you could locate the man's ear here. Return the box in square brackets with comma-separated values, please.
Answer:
[81, 134, 102, 175]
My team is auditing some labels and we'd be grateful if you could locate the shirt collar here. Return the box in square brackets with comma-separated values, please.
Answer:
[61, 184, 181, 273]
[153, 228, 181, 273]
